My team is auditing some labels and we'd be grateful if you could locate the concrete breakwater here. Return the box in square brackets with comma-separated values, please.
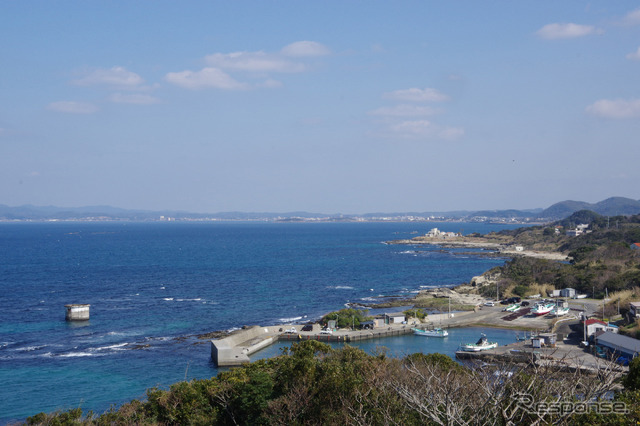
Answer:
[211, 324, 413, 367]
[210, 303, 572, 367]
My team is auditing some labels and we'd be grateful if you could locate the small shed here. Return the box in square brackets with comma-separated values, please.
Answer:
[373, 317, 386, 328]
[359, 320, 375, 330]
[630, 302, 640, 318]
[383, 312, 406, 324]
[539, 333, 557, 347]
[560, 288, 576, 298]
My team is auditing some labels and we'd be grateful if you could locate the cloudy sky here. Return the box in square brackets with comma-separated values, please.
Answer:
[1, 2, 639, 214]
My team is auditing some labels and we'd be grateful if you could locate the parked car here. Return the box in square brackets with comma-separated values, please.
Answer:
[320, 328, 333, 335]
[284, 327, 297, 334]
[520, 301, 530, 306]
[500, 300, 510, 305]
[301, 324, 313, 332]
[484, 301, 495, 307]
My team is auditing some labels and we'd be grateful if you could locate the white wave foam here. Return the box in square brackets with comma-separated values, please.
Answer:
[226, 327, 240, 333]
[94, 342, 129, 351]
[279, 316, 303, 323]
[58, 351, 100, 358]
[163, 298, 174, 301]
[176, 298, 202, 302]
[327, 285, 354, 290]
[16, 345, 46, 352]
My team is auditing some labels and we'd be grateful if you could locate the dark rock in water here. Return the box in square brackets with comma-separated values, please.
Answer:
[196, 330, 231, 340]
[129, 344, 151, 350]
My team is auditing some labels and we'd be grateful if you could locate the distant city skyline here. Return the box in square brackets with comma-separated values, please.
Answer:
[1, 2, 639, 214]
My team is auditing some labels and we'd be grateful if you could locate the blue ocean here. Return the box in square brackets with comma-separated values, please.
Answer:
[0, 221, 523, 422]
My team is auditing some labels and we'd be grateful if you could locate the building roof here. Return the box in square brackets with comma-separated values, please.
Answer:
[632, 243, 640, 249]
[384, 312, 406, 317]
[596, 331, 640, 355]
[585, 319, 607, 327]
[630, 301, 640, 308]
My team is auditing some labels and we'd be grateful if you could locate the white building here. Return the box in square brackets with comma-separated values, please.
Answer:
[566, 224, 590, 237]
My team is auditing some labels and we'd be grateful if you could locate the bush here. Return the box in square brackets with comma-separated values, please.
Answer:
[321, 308, 371, 328]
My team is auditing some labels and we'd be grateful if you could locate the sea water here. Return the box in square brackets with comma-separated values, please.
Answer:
[0, 221, 522, 422]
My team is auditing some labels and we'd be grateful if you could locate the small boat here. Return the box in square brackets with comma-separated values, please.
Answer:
[552, 306, 570, 316]
[503, 303, 521, 312]
[460, 334, 498, 352]
[531, 303, 555, 316]
[413, 327, 449, 337]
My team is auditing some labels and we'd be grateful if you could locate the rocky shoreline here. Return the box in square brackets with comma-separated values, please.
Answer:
[387, 236, 569, 261]
[375, 235, 569, 310]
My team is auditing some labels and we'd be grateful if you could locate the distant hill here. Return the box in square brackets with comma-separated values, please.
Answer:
[1, 196, 638, 221]
[538, 197, 640, 219]
[469, 209, 542, 219]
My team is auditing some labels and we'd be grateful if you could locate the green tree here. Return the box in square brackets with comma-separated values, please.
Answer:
[624, 356, 640, 391]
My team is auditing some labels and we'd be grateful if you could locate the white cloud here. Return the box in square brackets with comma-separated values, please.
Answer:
[388, 120, 464, 140]
[369, 104, 441, 117]
[536, 23, 602, 40]
[383, 87, 449, 102]
[73, 66, 144, 87]
[205, 51, 306, 73]
[47, 101, 98, 114]
[164, 68, 248, 90]
[281, 41, 330, 57]
[620, 8, 640, 26]
[108, 93, 161, 105]
[586, 98, 640, 118]
[626, 47, 640, 60]
[168, 41, 329, 91]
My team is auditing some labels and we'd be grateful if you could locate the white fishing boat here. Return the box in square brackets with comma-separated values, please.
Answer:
[503, 303, 521, 312]
[531, 303, 555, 316]
[460, 334, 498, 352]
[552, 306, 570, 316]
[412, 327, 449, 337]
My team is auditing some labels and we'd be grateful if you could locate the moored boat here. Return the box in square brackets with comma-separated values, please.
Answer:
[552, 306, 570, 316]
[531, 303, 555, 316]
[412, 327, 449, 337]
[503, 303, 521, 312]
[460, 333, 498, 352]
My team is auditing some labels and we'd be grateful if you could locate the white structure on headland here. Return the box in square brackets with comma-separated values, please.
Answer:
[425, 228, 460, 238]
[566, 224, 590, 237]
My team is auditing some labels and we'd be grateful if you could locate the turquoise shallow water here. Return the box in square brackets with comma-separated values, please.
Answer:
[0, 221, 522, 422]
[251, 326, 521, 361]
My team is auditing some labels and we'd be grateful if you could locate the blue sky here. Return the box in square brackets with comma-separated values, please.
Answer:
[1, 1, 639, 214]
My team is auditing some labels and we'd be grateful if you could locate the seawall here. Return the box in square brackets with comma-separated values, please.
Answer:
[211, 324, 413, 367]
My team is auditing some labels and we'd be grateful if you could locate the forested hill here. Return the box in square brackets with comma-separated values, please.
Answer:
[539, 197, 640, 219]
